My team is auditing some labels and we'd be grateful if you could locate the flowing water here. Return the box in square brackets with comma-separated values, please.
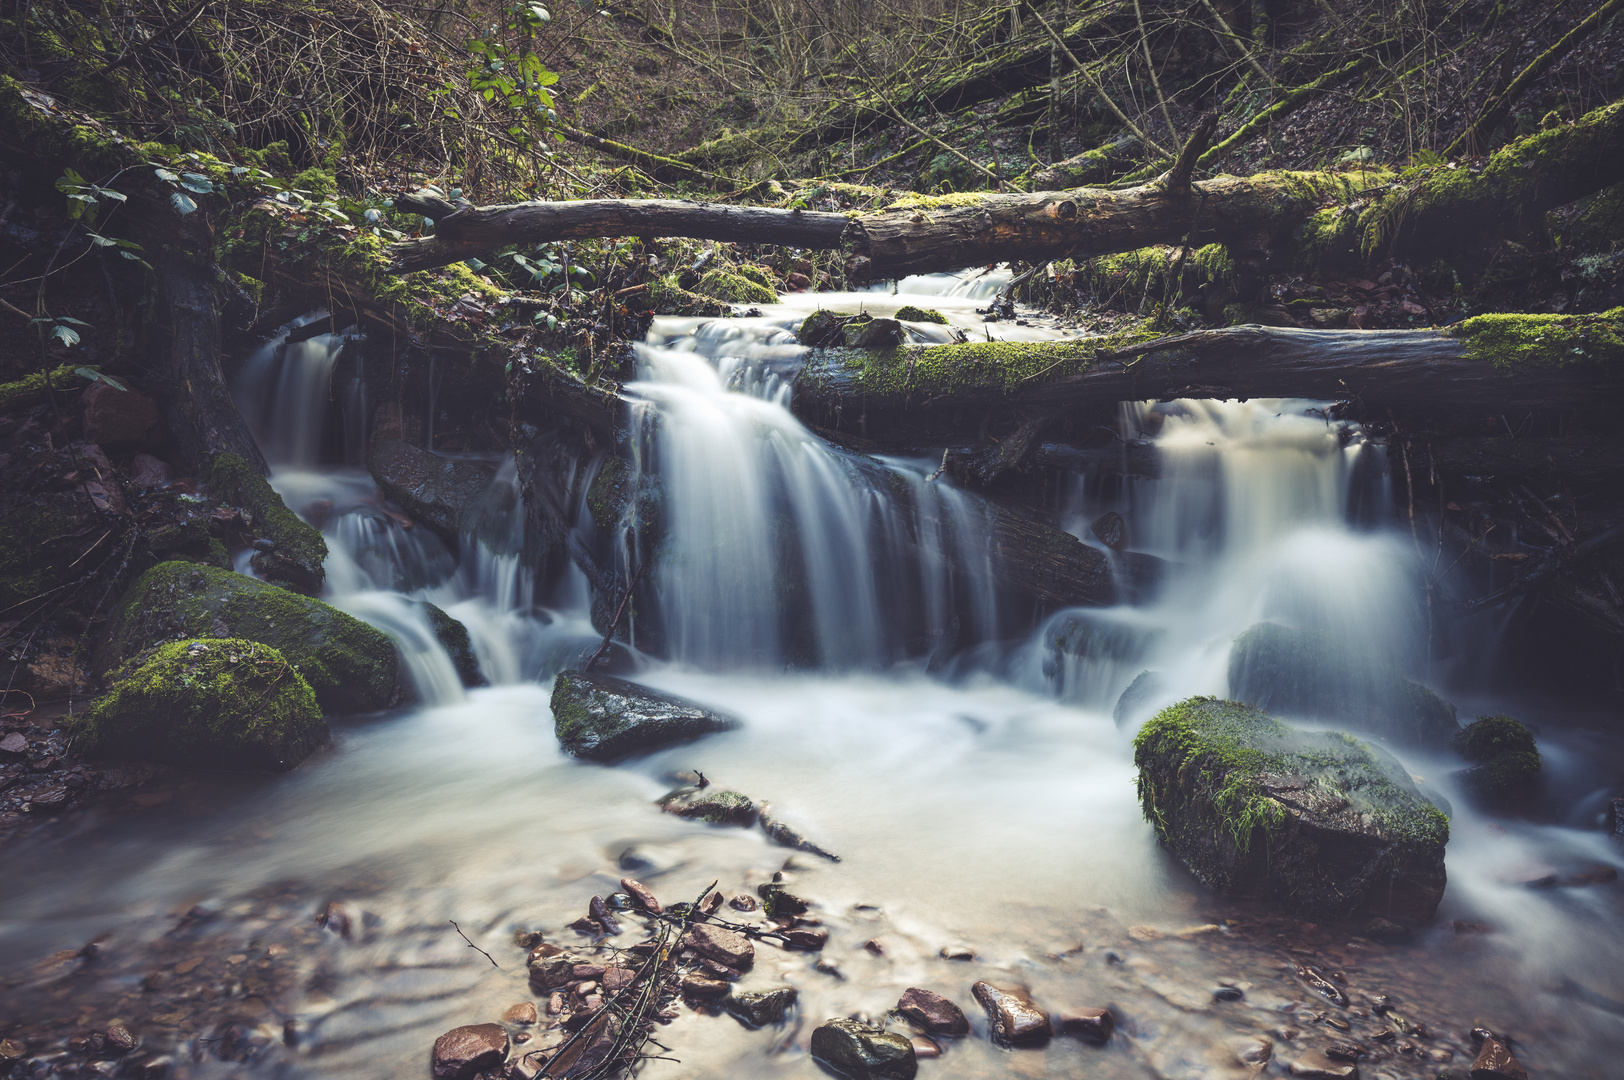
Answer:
[2, 273, 1622, 1079]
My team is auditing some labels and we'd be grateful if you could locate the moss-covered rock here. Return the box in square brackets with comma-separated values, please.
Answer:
[96, 562, 399, 713]
[420, 601, 484, 688]
[666, 788, 757, 826]
[551, 670, 738, 763]
[0, 364, 91, 413]
[366, 439, 495, 539]
[207, 453, 328, 594]
[798, 309, 855, 345]
[1134, 697, 1450, 919]
[1452, 307, 1624, 373]
[1451, 713, 1541, 810]
[586, 456, 635, 531]
[893, 305, 948, 324]
[1228, 622, 1458, 748]
[693, 269, 778, 306]
[73, 638, 327, 771]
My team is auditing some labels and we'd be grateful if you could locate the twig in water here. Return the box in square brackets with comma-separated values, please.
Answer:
[926, 448, 950, 482]
[449, 920, 500, 968]
[585, 562, 646, 669]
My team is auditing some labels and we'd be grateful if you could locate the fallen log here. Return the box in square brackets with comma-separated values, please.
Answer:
[387, 101, 1624, 281]
[790, 313, 1624, 448]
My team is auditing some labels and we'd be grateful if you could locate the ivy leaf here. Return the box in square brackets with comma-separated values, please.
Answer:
[170, 191, 198, 215]
[51, 325, 81, 347]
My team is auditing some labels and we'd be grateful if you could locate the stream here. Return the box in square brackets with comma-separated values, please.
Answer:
[2, 271, 1622, 1079]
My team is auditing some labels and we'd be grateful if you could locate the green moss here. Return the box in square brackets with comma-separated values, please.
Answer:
[98, 561, 399, 713]
[420, 601, 483, 687]
[290, 165, 337, 199]
[1135, 697, 1450, 916]
[587, 456, 634, 531]
[73, 638, 326, 771]
[893, 305, 948, 324]
[0, 364, 91, 413]
[810, 325, 1161, 399]
[734, 264, 774, 289]
[0, 492, 101, 613]
[694, 269, 778, 306]
[208, 453, 327, 593]
[645, 275, 731, 316]
[1453, 713, 1538, 762]
[1453, 307, 1624, 371]
[880, 190, 996, 211]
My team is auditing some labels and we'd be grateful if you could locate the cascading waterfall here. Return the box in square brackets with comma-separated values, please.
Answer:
[3, 271, 1620, 1080]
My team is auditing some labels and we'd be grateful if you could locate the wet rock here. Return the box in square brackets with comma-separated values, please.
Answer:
[1133, 698, 1451, 919]
[729, 894, 758, 911]
[1287, 1050, 1357, 1079]
[620, 878, 662, 914]
[600, 966, 637, 993]
[1053, 1006, 1113, 1043]
[105, 1026, 137, 1053]
[0, 1039, 25, 1060]
[1451, 715, 1541, 812]
[897, 988, 969, 1036]
[760, 808, 841, 860]
[588, 895, 622, 935]
[73, 639, 327, 771]
[725, 987, 797, 1028]
[551, 671, 739, 763]
[846, 317, 905, 348]
[667, 788, 757, 826]
[503, 1002, 538, 1025]
[1043, 613, 1163, 700]
[1232, 1036, 1273, 1066]
[1325, 1043, 1364, 1062]
[1228, 622, 1459, 748]
[938, 944, 975, 961]
[972, 981, 1051, 1046]
[1471, 1037, 1527, 1080]
[1090, 511, 1128, 550]
[1297, 964, 1349, 1008]
[780, 926, 830, 951]
[528, 954, 575, 991]
[757, 882, 809, 917]
[0, 732, 27, 754]
[208, 453, 328, 593]
[1213, 985, 1246, 1001]
[683, 923, 753, 968]
[129, 452, 174, 489]
[432, 1023, 509, 1079]
[95, 561, 399, 713]
[909, 1037, 940, 1059]
[1608, 795, 1624, 846]
[367, 439, 495, 539]
[680, 973, 730, 998]
[1361, 916, 1412, 943]
[809, 1017, 917, 1080]
[1114, 669, 1168, 729]
[420, 602, 485, 687]
[81, 381, 160, 447]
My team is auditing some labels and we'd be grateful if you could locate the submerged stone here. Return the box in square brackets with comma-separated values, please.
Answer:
[668, 789, 757, 826]
[725, 987, 797, 1027]
[73, 639, 327, 771]
[972, 982, 1051, 1046]
[431, 1023, 508, 1080]
[1451, 714, 1541, 811]
[1228, 621, 1459, 748]
[809, 1018, 917, 1080]
[551, 670, 739, 762]
[896, 988, 968, 1036]
[96, 562, 400, 714]
[1133, 697, 1450, 919]
[1114, 669, 1169, 729]
[208, 453, 327, 594]
[418, 601, 484, 687]
[366, 439, 495, 540]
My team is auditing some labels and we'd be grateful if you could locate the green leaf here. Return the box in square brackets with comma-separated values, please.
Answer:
[154, 167, 180, 182]
[170, 191, 198, 215]
[76, 367, 126, 390]
[56, 316, 92, 326]
[95, 188, 127, 203]
[51, 325, 81, 347]
[180, 177, 215, 194]
[85, 233, 117, 247]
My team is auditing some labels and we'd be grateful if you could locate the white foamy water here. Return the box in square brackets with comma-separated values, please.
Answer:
[1, 271, 1620, 1079]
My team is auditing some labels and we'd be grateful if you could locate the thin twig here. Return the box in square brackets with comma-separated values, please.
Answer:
[449, 920, 500, 968]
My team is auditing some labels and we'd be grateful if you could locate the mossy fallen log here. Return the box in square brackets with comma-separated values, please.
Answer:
[790, 312, 1624, 447]
[387, 101, 1624, 282]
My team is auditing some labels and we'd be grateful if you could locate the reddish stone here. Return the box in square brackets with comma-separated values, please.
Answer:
[897, 988, 969, 1036]
[431, 1024, 509, 1079]
[81, 382, 159, 447]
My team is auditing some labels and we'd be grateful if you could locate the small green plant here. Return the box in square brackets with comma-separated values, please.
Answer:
[459, 3, 561, 145]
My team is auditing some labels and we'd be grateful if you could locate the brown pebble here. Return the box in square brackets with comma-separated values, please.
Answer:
[502, 1002, 538, 1026]
[864, 939, 886, 956]
[620, 878, 662, 914]
[729, 895, 758, 912]
[1471, 1036, 1527, 1080]
[547, 993, 565, 1015]
[1053, 1006, 1114, 1043]
[105, 1026, 137, 1053]
[898, 988, 969, 1036]
[910, 1036, 940, 1059]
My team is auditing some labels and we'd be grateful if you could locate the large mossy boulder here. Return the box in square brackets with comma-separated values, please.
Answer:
[1133, 697, 1450, 919]
[1451, 713, 1542, 811]
[73, 639, 327, 771]
[208, 453, 328, 594]
[1228, 622, 1458, 748]
[552, 671, 739, 763]
[97, 562, 400, 713]
[366, 439, 496, 540]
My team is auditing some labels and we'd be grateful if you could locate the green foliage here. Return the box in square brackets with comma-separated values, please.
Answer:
[1454, 307, 1624, 371]
[0, 363, 92, 412]
[458, 2, 560, 145]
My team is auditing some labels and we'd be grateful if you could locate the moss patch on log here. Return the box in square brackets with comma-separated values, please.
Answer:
[893, 305, 948, 324]
[74, 638, 326, 771]
[1452, 307, 1624, 371]
[0, 364, 91, 413]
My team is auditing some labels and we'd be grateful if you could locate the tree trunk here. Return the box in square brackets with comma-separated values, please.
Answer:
[791, 322, 1624, 450]
[388, 101, 1624, 281]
